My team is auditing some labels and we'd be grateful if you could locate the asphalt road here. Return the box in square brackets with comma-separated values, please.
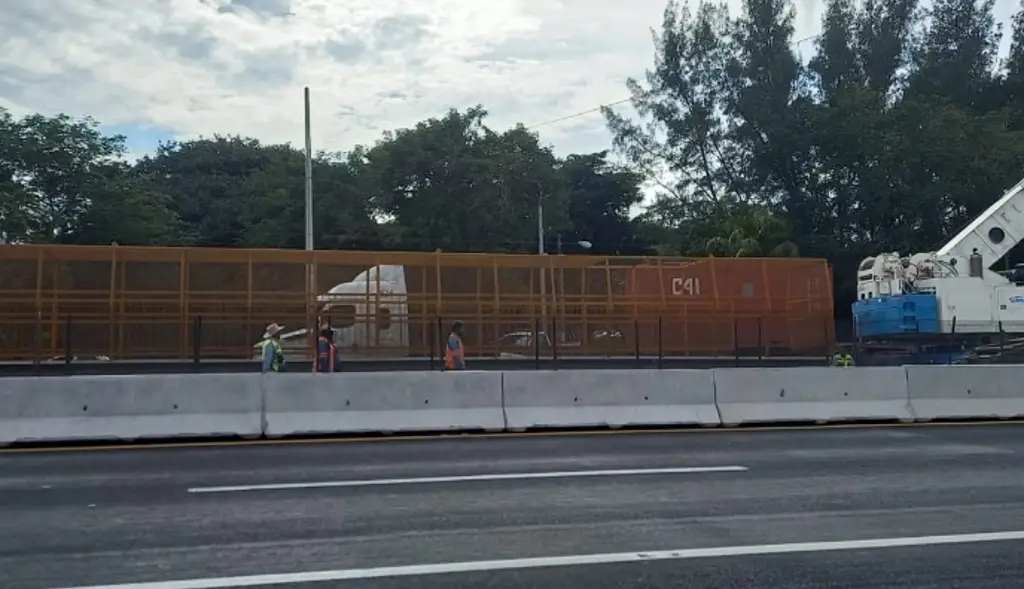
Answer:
[2, 424, 1024, 588]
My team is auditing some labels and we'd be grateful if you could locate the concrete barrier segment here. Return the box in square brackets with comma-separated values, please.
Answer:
[501, 369, 720, 431]
[0, 374, 263, 445]
[261, 371, 505, 437]
[713, 367, 913, 425]
[906, 364, 1024, 421]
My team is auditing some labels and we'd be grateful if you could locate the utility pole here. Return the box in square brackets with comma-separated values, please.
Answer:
[303, 87, 316, 328]
[537, 197, 545, 254]
[304, 86, 313, 253]
[537, 195, 547, 334]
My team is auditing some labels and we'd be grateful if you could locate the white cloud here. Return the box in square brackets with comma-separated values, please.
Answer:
[0, 0, 1018, 158]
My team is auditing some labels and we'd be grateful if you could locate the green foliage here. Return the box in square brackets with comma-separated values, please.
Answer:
[0, 111, 172, 244]
[360, 107, 568, 253]
[605, 0, 1024, 308]
[0, 106, 651, 254]
[697, 205, 799, 257]
[4, 0, 1024, 318]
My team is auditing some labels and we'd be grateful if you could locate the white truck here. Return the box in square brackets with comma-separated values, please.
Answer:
[253, 265, 411, 360]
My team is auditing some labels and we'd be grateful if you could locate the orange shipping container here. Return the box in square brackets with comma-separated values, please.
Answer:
[628, 259, 834, 355]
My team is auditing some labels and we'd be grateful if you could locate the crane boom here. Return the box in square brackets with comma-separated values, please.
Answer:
[935, 176, 1024, 265]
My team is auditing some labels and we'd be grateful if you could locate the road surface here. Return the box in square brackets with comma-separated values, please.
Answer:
[2, 424, 1024, 588]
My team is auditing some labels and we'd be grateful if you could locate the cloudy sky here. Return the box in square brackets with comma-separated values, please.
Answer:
[0, 0, 1020, 160]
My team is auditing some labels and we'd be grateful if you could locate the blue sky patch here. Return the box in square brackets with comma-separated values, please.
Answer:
[100, 123, 177, 158]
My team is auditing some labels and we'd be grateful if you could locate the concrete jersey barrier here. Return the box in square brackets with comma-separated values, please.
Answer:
[261, 371, 505, 437]
[713, 367, 913, 425]
[0, 374, 263, 445]
[6, 366, 1024, 445]
[906, 364, 1024, 420]
[502, 369, 720, 430]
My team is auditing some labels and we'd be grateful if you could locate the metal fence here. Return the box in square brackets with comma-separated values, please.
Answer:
[852, 316, 1024, 365]
[0, 245, 835, 362]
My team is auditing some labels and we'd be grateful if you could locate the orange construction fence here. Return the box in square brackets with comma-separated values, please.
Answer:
[0, 245, 835, 361]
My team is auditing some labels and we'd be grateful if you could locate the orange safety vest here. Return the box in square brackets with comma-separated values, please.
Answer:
[444, 333, 464, 370]
[315, 336, 336, 373]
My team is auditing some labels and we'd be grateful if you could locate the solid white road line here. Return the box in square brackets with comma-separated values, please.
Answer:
[186, 466, 748, 494]
[52, 530, 1024, 589]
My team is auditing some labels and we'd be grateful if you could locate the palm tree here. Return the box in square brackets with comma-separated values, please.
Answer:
[703, 208, 799, 257]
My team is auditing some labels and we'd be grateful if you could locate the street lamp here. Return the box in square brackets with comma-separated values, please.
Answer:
[556, 235, 593, 254]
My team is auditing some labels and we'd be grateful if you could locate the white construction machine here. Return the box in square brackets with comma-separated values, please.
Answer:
[853, 176, 1024, 340]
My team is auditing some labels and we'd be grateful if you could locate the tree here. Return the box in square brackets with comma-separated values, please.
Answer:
[135, 136, 283, 247]
[805, 0, 889, 256]
[360, 107, 564, 252]
[234, 150, 381, 250]
[605, 1, 738, 207]
[726, 0, 817, 236]
[907, 0, 1001, 111]
[71, 165, 179, 245]
[0, 108, 175, 245]
[0, 109, 28, 243]
[998, 0, 1024, 128]
[560, 152, 651, 254]
[856, 0, 919, 108]
[604, 0, 776, 256]
[133, 136, 381, 249]
[809, 0, 862, 106]
[604, 0, 1024, 311]
[703, 205, 799, 257]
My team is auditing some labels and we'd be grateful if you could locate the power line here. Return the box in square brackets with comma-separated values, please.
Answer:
[792, 33, 821, 46]
[529, 98, 632, 129]
[527, 32, 822, 131]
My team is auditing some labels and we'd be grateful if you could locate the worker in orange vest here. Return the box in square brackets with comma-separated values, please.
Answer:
[314, 324, 337, 373]
[444, 320, 466, 370]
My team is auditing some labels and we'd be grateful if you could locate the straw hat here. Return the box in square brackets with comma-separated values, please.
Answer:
[262, 323, 285, 339]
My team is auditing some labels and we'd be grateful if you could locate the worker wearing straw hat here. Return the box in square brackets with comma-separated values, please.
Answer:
[260, 322, 287, 373]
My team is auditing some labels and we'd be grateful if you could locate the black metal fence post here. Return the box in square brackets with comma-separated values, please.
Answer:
[757, 317, 764, 360]
[33, 311, 42, 374]
[830, 316, 838, 366]
[192, 315, 202, 369]
[633, 319, 640, 367]
[733, 319, 740, 366]
[657, 316, 663, 369]
[436, 316, 443, 371]
[429, 318, 436, 371]
[533, 317, 540, 369]
[64, 316, 72, 373]
[551, 317, 558, 367]
[852, 317, 862, 366]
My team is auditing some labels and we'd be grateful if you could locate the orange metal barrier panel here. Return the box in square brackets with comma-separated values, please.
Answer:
[0, 245, 835, 361]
